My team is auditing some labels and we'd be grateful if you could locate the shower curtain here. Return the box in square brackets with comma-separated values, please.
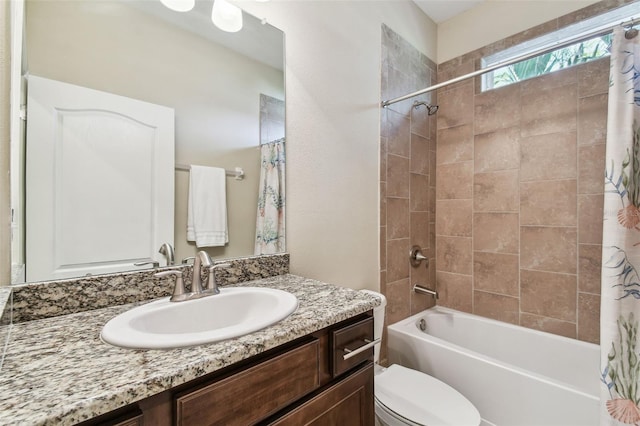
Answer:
[254, 139, 286, 255]
[600, 27, 640, 425]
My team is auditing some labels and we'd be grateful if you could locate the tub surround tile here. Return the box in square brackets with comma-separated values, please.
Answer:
[437, 83, 474, 130]
[437, 236, 473, 275]
[521, 269, 577, 322]
[436, 272, 473, 313]
[519, 313, 577, 339]
[578, 94, 608, 146]
[474, 127, 520, 173]
[474, 170, 519, 212]
[473, 291, 519, 325]
[578, 144, 606, 193]
[520, 132, 577, 181]
[520, 180, 577, 226]
[410, 134, 430, 175]
[473, 83, 521, 135]
[411, 173, 430, 212]
[521, 83, 577, 138]
[578, 292, 601, 344]
[387, 198, 410, 239]
[577, 57, 610, 98]
[411, 212, 430, 250]
[473, 252, 519, 297]
[386, 279, 411, 325]
[436, 161, 473, 200]
[387, 154, 411, 198]
[10, 254, 289, 323]
[473, 213, 519, 254]
[579, 244, 602, 294]
[387, 238, 411, 282]
[386, 109, 411, 157]
[578, 194, 604, 244]
[521, 227, 577, 274]
[437, 124, 473, 165]
[0, 275, 379, 425]
[436, 199, 472, 237]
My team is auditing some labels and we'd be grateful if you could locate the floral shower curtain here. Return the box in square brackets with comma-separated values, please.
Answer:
[600, 27, 640, 425]
[255, 139, 286, 255]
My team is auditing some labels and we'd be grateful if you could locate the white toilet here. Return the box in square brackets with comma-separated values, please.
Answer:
[362, 290, 481, 426]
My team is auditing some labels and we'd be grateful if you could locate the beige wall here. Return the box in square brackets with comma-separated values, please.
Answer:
[24, 0, 284, 265]
[240, 1, 437, 290]
[437, 0, 601, 63]
[0, 1, 10, 286]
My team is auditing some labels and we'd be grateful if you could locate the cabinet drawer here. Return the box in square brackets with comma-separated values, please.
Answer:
[175, 340, 320, 426]
[331, 317, 374, 377]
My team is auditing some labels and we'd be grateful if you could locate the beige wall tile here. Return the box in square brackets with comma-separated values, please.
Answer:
[411, 173, 430, 212]
[578, 94, 608, 146]
[578, 194, 604, 244]
[387, 238, 410, 282]
[428, 186, 436, 215]
[520, 180, 577, 226]
[386, 278, 411, 325]
[474, 127, 520, 173]
[473, 252, 519, 296]
[387, 154, 410, 198]
[437, 124, 473, 165]
[521, 269, 577, 322]
[520, 132, 577, 181]
[410, 134, 430, 175]
[520, 313, 577, 339]
[577, 57, 610, 98]
[474, 291, 519, 324]
[521, 226, 577, 274]
[578, 292, 600, 344]
[473, 213, 519, 254]
[411, 103, 430, 139]
[521, 84, 577, 138]
[411, 212, 430, 250]
[436, 271, 473, 313]
[386, 108, 411, 157]
[521, 66, 576, 95]
[436, 161, 473, 200]
[578, 144, 606, 194]
[437, 199, 472, 237]
[579, 244, 601, 295]
[411, 290, 436, 315]
[436, 236, 472, 275]
[380, 227, 387, 271]
[387, 198, 410, 240]
[437, 83, 474, 130]
[474, 83, 521, 135]
[381, 136, 388, 182]
[380, 182, 387, 226]
[474, 170, 519, 212]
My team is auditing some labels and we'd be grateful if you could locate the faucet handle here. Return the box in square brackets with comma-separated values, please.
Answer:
[181, 257, 195, 265]
[206, 263, 232, 294]
[134, 260, 160, 268]
[158, 243, 175, 266]
[155, 270, 187, 302]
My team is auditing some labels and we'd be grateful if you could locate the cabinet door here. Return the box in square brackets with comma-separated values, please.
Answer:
[269, 363, 374, 426]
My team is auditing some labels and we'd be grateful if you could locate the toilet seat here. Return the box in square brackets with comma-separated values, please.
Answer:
[375, 364, 481, 426]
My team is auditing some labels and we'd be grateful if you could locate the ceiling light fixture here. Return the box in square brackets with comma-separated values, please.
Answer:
[211, 0, 243, 33]
[159, 0, 195, 12]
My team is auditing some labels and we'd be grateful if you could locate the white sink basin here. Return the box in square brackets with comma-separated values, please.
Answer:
[101, 287, 298, 349]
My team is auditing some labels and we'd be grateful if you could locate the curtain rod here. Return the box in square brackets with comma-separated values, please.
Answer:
[175, 164, 245, 180]
[381, 16, 639, 108]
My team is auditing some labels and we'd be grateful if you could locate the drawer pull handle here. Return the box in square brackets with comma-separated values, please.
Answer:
[342, 338, 381, 360]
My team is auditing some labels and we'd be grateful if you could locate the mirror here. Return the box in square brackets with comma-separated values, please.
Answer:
[10, 0, 285, 284]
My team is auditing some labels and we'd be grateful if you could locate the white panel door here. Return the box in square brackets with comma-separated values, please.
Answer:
[26, 75, 174, 281]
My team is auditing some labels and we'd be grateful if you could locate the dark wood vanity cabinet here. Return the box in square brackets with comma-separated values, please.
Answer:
[84, 312, 374, 426]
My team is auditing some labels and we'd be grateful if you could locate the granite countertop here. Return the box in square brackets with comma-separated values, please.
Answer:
[0, 274, 380, 426]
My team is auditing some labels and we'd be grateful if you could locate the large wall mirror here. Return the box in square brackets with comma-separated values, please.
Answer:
[10, 0, 286, 284]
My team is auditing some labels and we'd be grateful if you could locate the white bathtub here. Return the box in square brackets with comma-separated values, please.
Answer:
[387, 306, 599, 426]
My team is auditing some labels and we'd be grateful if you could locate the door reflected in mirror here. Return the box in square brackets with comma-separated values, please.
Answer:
[10, 0, 286, 284]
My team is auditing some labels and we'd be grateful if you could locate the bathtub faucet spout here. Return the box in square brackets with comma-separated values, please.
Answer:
[413, 284, 438, 299]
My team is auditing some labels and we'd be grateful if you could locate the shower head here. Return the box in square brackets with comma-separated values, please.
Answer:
[412, 100, 439, 116]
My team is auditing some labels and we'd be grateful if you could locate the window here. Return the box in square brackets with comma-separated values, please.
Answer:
[481, 3, 638, 91]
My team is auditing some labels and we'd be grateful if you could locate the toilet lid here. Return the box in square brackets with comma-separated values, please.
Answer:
[375, 364, 480, 426]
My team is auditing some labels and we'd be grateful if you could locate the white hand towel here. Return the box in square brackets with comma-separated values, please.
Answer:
[187, 165, 228, 247]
